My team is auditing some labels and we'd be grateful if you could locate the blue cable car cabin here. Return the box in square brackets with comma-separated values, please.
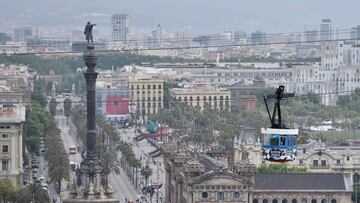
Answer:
[261, 128, 298, 162]
[146, 121, 157, 134]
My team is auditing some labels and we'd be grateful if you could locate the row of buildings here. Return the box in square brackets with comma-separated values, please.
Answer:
[0, 64, 35, 188]
[162, 142, 352, 203]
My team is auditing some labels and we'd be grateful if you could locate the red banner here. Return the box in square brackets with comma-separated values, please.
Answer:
[105, 96, 130, 115]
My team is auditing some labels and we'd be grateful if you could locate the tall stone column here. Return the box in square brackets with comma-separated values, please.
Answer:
[83, 46, 98, 157]
[63, 44, 119, 203]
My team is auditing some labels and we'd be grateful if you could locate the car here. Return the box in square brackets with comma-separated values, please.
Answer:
[69, 147, 76, 154]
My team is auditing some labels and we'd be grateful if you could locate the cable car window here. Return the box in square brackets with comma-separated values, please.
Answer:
[280, 136, 286, 145]
[270, 135, 278, 145]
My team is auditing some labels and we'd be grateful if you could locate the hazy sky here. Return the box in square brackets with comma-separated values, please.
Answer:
[1, 0, 359, 36]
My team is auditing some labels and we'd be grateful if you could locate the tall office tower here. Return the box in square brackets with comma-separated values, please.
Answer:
[320, 19, 332, 41]
[111, 14, 131, 42]
[351, 26, 360, 40]
[251, 31, 266, 44]
[13, 27, 32, 42]
[152, 24, 164, 44]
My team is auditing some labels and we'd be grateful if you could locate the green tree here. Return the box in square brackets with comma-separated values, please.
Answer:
[257, 164, 307, 173]
[49, 98, 57, 116]
[31, 92, 47, 107]
[63, 98, 72, 119]
[18, 183, 51, 203]
[141, 164, 153, 186]
[0, 179, 17, 202]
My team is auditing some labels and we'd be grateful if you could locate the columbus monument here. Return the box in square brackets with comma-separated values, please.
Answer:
[64, 22, 119, 203]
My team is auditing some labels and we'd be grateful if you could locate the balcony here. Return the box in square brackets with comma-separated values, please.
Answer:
[309, 165, 330, 169]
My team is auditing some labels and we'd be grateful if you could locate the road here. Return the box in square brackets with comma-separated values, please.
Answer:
[55, 115, 139, 202]
[118, 127, 166, 201]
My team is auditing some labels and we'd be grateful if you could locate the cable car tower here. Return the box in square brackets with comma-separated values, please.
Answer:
[261, 85, 298, 162]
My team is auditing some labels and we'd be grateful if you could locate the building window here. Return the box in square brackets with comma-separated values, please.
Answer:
[178, 97, 182, 101]
[233, 192, 240, 198]
[217, 192, 224, 201]
[311, 200, 317, 203]
[136, 85, 139, 89]
[253, 200, 259, 203]
[299, 160, 303, 165]
[321, 200, 327, 203]
[2, 145, 8, 153]
[292, 200, 297, 203]
[196, 96, 200, 101]
[336, 159, 341, 165]
[347, 156, 350, 161]
[142, 85, 145, 89]
[301, 199, 307, 203]
[158, 91, 162, 94]
[1, 134, 9, 139]
[263, 199, 268, 203]
[353, 173, 360, 184]
[330, 200, 336, 203]
[158, 84, 162, 89]
[2, 160, 8, 171]
[131, 85, 134, 90]
[282, 200, 288, 203]
[153, 85, 156, 89]
[321, 160, 326, 166]
[203, 96, 206, 101]
[313, 160, 318, 166]
[201, 192, 208, 198]
[273, 200, 278, 203]
[147, 85, 151, 89]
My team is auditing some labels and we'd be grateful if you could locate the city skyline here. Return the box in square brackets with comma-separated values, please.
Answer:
[1, 0, 360, 36]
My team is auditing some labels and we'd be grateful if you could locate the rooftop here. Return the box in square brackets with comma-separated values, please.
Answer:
[254, 173, 346, 191]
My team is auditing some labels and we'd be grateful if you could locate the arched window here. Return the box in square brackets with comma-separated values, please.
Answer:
[331, 200, 336, 203]
[321, 200, 327, 203]
[263, 199, 268, 203]
[292, 200, 297, 203]
[273, 200, 278, 203]
[253, 200, 259, 203]
[311, 200, 317, 203]
[282, 200, 288, 203]
[301, 199, 307, 203]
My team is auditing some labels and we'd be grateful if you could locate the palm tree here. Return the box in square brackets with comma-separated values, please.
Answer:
[16, 183, 50, 203]
[63, 98, 72, 120]
[49, 98, 57, 117]
[141, 164, 153, 186]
